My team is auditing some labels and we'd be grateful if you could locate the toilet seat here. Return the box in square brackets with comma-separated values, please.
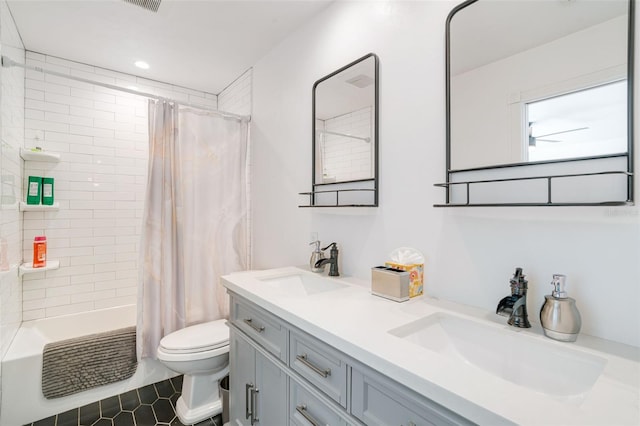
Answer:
[159, 319, 229, 354]
[157, 342, 229, 362]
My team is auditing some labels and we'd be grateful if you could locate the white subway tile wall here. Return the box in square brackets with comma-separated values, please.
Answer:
[22, 52, 219, 320]
[0, 0, 26, 403]
[320, 106, 373, 182]
[218, 68, 252, 116]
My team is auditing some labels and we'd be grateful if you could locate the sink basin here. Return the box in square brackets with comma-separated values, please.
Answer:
[389, 313, 607, 397]
[258, 273, 348, 296]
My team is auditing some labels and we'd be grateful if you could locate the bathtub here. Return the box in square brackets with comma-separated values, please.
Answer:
[1, 305, 176, 426]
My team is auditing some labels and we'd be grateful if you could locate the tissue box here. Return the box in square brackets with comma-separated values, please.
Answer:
[384, 262, 423, 297]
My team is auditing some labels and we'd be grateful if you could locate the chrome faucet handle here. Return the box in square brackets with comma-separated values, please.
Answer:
[509, 267, 528, 295]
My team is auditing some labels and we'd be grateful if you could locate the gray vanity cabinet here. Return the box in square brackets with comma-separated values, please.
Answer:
[351, 367, 466, 426]
[227, 292, 471, 426]
[289, 329, 348, 408]
[229, 327, 288, 426]
[289, 378, 349, 426]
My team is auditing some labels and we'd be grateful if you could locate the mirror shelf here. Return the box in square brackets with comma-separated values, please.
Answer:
[298, 179, 377, 208]
[434, 170, 633, 207]
[298, 188, 377, 208]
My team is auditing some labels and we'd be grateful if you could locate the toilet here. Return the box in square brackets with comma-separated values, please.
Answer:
[157, 319, 230, 425]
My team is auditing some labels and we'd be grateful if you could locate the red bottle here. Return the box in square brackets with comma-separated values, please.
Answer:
[33, 236, 47, 268]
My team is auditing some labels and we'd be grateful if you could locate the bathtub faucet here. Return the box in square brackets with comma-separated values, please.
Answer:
[496, 267, 531, 328]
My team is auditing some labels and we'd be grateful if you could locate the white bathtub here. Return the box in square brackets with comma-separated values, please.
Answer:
[0, 305, 176, 426]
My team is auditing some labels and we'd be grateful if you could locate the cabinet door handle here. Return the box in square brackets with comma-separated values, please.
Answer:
[243, 318, 265, 333]
[250, 387, 260, 425]
[296, 404, 321, 426]
[296, 353, 331, 378]
[245, 383, 253, 420]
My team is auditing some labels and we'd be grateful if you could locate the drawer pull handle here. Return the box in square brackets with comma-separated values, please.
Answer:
[243, 318, 265, 333]
[296, 353, 331, 378]
[296, 404, 321, 426]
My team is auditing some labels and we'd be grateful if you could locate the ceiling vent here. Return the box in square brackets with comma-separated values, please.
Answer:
[122, 0, 161, 13]
[346, 74, 374, 88]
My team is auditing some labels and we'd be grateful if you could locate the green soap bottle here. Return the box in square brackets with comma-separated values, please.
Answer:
[27, 176, 41, 205]
[42, 177, 54, 205]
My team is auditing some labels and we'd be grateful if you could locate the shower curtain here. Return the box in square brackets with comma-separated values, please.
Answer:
[137, 100, 249, 359]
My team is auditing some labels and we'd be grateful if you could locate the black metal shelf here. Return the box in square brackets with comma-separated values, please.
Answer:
[299, 188, 377, 208]
[434, 201, 632, 207]
[434, 170, 633, 207]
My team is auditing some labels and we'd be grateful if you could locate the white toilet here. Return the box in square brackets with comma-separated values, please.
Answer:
[157, 319, 230, 425]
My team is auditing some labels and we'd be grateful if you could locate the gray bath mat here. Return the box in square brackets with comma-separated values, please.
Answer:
[42, 326, 137, 399]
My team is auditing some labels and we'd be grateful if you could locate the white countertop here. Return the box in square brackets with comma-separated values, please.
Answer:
[222, 266, 640, 426]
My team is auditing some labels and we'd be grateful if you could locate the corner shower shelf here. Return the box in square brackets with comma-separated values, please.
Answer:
[19, 148, 60, 162]
[19, 202, 59, 212]
[19, 260, 60, 276]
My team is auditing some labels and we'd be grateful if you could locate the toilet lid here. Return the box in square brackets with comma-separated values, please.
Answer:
[159, 319, 229, 354]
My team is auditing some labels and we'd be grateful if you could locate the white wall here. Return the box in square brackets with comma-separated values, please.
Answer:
[251, 1, 640, 347]
[0, 0, 24, 404]
[21, 52, 218, 320]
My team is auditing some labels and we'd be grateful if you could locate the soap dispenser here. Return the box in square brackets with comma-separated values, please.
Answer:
[309, 240, 325, 273]
[540, 274, 582, 342]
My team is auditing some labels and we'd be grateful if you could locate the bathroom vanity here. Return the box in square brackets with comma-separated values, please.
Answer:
[222, 267, 640, 425]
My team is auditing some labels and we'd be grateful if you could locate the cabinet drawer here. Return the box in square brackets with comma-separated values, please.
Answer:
[230, 296, 288, 362]
[290, 330, 348, 408]
[290, 379, 349, 426]
[351, 368, 470, 426]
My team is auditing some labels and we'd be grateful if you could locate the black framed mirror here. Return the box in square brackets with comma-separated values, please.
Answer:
[439, 0, 634, 206]
[299, 53, 379, 207]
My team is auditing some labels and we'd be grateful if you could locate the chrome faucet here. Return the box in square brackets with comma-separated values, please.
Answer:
[496, 267, 531, 328]
[313, 242, 339, 276]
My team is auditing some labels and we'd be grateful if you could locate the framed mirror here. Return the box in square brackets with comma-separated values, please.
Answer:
[300, 53, 379, 207]
[441, 0, 634, 206]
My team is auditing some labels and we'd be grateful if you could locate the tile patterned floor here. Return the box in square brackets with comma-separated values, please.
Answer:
[25, 376, 224, 426]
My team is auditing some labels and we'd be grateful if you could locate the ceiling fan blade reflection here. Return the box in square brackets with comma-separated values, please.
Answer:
[534, 126, 589, 139]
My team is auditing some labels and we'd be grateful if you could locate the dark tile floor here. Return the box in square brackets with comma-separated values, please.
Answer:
[26, 376, 224, 426]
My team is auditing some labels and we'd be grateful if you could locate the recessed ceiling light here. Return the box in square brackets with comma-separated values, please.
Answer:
[134, 61, 149, 70]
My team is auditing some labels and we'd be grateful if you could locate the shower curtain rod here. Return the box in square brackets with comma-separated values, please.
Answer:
[318, 129, 370, 143]
[1, 56, 250, 122]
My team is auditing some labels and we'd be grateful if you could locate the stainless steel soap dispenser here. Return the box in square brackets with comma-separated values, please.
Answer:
[540, 274, 582, 342]
[309, 240, 325, 273]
